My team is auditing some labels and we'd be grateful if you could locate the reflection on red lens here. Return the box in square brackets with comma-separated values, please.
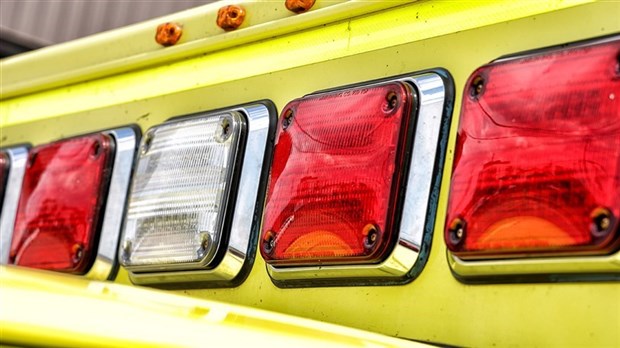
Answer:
[10, 134, 114, 273]
[446, 39, 620, 259]
[262, 82, 413, 265]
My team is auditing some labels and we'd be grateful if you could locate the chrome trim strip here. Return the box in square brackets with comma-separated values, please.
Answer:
[128, 103, 272, 286]
[399, 73, 447, 248]
[494, 35, 620, 64]
[448, 251, 620, 280]
[85, 127, 137, 280]
[0, 147, 28, 264]
[266, 73, 447, 285]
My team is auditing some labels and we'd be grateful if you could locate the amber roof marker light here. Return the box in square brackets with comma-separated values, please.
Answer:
[285, 0, 316, 14]
[217, 5, 246, 31]
[155, 22, 183, 47]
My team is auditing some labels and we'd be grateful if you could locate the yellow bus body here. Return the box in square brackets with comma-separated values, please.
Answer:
[1, 1, 618, 346]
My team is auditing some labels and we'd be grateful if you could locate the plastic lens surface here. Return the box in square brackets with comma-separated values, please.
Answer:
[9, 134, 114, 273]
[121, 113, 244, 270]
[446, 38, 620, 259]
[261, 82, 413, 266]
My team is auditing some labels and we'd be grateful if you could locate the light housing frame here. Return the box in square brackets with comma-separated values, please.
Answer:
[0, 146, 29, 265]
[123, 102, 276, 288]
[120, 112, 247, 273]
[87, 127, 138, 280]
[446, 35, 620, 283]
[264, 71, 452, 287]
[0, 128, 137, 280]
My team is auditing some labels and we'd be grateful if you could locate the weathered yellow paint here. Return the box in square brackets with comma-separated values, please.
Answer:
[0, 265, 424, 347]
[1, 0, 592, 126]
[0, 0, 408, 99]
[1, 1, 618, 347]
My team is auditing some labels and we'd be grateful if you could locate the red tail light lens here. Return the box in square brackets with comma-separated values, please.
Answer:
[446, 38, 620, 259]
[9, 134, 114, 273]
[261, 82, 413, 265]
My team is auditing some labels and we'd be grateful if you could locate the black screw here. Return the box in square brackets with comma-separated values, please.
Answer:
[282, 109, 294, 130]
[141, 133, 153, 155]
[28, 152, 38, 167]
[90, 140, 102, 159]
[590, 207, 614, 238]
[363, 224, 379, 250]
[448, 218, 466, 247]
[216, 116, 233, 143]
[263, 231, 275, 254]
[121, 239, 132, 262]
[383, 91, 398, 113]
[198, 232, 212, 257]
[470, 75, 485, 99]
[71, 243, 83, 264]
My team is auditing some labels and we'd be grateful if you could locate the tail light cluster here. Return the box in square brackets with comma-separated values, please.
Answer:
[0, 36, 617, 287]
[121, 104, 274, 287]
[0, 147, 28, 264]
[261, 73, 449, 286]
[262, 82, 413, 265]
[0, 129, 136, 280]
[122, 114, 244, 269]
[11, 134, 114, 273]
[446, 36, 620, 281]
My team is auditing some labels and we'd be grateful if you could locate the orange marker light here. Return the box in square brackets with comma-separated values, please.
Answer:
[155, 22, 183, 47]
[216, 5, 246, 31]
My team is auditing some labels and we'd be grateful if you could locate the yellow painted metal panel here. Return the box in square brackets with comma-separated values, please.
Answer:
[0, 1, 619, 347]
[0, 0, 408, 99]
[1, 0, 593, 126]
[0, 266, 424, 347]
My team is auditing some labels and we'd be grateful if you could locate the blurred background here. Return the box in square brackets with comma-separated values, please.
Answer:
[0, 0, 217, 58]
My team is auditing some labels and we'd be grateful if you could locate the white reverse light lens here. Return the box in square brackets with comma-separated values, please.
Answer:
[121, 112, 244, 271]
